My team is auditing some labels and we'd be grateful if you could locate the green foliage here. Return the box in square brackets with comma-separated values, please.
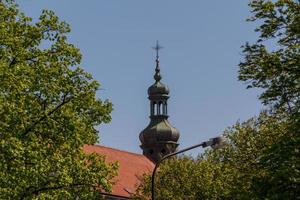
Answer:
[238, 0, 300, 198]
[252, 113, 300, 199]
[0, 1, 117, 199]
[239, 0, 300, 113]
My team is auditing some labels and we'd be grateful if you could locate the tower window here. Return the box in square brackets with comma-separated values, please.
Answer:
[149, 149, 154, 155]
[158, 101, 163, 115]
[151, 102, 156, 115]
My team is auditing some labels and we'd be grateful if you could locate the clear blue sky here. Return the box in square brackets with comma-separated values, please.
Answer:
[16, 1, 264, 155]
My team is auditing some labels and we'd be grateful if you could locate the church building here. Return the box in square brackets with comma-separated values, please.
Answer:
[84, 43, 180, 199]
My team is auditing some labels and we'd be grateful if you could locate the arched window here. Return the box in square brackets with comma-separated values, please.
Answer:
[151, 101, 155, 115]
[164, 101, 168, 115]
[152, 101, 157, 115]
[158, 101, 163, 115]
[164, 102, 168, 115]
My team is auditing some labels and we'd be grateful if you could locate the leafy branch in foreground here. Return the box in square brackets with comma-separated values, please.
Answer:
[0, 1, 117, 199]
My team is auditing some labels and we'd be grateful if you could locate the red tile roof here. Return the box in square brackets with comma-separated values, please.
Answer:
[83, 144, 154, 198]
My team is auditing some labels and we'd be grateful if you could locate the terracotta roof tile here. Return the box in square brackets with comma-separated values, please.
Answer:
[83, 144, 154, 198]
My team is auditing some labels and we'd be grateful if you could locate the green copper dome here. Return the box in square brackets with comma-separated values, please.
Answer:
[148, 81, 169, 96]
[139, 116, 179, 144]
[147, 55, 169, 96]
[139, 116, 179, 163]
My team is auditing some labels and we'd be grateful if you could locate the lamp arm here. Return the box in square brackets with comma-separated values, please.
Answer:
[151, 141, 209, 200]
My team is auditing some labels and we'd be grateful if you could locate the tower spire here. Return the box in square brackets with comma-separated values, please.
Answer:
[152, 41, 163, 82]
[153, 40, 163, 60]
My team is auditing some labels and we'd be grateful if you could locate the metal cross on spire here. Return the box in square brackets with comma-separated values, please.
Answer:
[152, 40, 163, 82]
[152, 40, 163, 59]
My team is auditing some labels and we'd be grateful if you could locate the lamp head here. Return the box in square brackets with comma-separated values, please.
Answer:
[210, 135, 226, 149]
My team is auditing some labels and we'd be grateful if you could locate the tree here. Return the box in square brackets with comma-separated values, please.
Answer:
[251, 114, 300, 199]
[239, 0, 300, 113]
[239, 1, 300, 198]
[0, 1, 117, 199]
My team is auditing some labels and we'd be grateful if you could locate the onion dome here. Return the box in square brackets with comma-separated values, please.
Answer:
[139, 115, 179, 163]
[148, 58, 170, 96]
[148, 82, 169, 96]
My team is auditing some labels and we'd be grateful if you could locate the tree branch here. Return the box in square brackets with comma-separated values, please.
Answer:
[21, 94, 73, 138]
[20, 183, 96, 200]
[21, 89, 91, 138]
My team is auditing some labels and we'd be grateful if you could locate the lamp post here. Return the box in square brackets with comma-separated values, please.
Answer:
[151, 135, 225, 200]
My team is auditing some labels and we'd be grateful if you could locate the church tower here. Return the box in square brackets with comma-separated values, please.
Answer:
[139, 42, 180, 163]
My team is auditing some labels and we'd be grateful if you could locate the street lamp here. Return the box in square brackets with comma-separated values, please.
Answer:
[151, 135, 225, 200]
